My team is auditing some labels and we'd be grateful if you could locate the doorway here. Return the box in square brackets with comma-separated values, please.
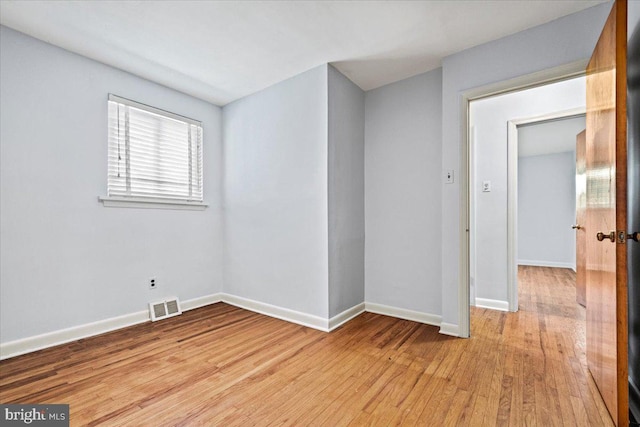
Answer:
[468, 76, 585, 318]
[508, 112, 586, 310]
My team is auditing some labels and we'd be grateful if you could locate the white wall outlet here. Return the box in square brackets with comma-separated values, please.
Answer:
[445, 170, 454, 184]
[482, 181, 491, 192]
[149, 277, 157, 289]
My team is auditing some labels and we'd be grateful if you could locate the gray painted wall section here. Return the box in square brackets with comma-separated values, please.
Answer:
[222, 65, 329, 318]
[364, 69, 442, 315]
[327, 66, 365, 317]
[518, 151, 576, 269]
[0, 26, 224, 342]
[441, 3, 612, 328]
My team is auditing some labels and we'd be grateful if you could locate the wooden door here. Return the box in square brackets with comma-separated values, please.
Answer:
[585, 1, 628, 426]
[575, 130, 586, 307]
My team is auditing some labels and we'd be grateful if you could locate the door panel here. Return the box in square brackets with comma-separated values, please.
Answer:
[586, 1, 628, 426]
[627, 6, 640, 419]
[576, 130, 586, 307]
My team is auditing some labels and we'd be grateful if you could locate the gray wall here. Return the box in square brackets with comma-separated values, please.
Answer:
[327, 66, 365, 317]
[518, 151, 576, 269]
[0, 26, 224, 342]
[441, 3, 612, 328]
[222, 65, 329, 318]
[364, 69, 442, 315]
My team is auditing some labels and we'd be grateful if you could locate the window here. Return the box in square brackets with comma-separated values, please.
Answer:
[102, 94, 204, 208]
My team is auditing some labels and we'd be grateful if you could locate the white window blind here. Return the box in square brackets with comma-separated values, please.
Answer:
[107, 94, 203, 203]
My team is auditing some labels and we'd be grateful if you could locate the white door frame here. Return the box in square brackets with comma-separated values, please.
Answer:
[458, 59, 588, 338]
[506, 108, 586, 312]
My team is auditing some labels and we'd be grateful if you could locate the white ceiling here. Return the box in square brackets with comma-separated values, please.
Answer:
[0, 0, 606, 106]
[518, 115, 586, 157]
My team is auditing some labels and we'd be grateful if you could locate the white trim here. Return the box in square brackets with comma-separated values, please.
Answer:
[474, 297, 510, 312]
[459, 92, 471, 338]
[507, 121, 519, 312]
[108, 94, 201, 126]
[518, 259, 576, 270]
[99, 196, 208, 210]
[461, 60, 589, 102]
[0, 311, 148, 360]
[182, 293, 222, 310]
[365, 302, 442, 327]
[328, 303, 366, 331]
[220, 293, 329, 332]
[461, 60, 589, 337]
[0, 293, 222, 360]
[509, 107, 586, 127]
[439, 322, 460, 337]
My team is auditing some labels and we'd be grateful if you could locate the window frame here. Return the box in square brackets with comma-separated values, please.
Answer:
[99, 94, 207, 210]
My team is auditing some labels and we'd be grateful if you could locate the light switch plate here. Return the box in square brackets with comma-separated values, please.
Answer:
[445, 170, 454, 184]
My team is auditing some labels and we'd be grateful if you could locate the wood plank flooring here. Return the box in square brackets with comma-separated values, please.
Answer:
[0, 266, 613, 426]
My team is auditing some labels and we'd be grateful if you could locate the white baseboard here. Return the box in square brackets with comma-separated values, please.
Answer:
[365, 302, 441, 327]
[439, 322, 459, 337]
[0, 310, 148, 361]
[518, 259, 576, 270]
[0, 293, 222, 360]
[220, 293, 330, 332]
[221, 294, 366, 332]
[220, 298, 444, 333]
[329, 303, 365, 331]
[474, 297, 509, 312]
[1, 294, 461, 359]
[182, 293, 222, 311]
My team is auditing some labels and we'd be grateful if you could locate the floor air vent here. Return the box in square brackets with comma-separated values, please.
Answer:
[149, 297, 182, 321]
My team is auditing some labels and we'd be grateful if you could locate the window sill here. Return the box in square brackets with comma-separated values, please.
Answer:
[98, 196, 208, 211]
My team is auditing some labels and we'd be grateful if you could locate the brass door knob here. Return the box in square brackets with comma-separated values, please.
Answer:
[596, 231, 615, 242]
[629, 232, 640, 242]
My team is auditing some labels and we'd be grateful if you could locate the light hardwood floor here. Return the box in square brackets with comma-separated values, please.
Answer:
[0, 266, 613, 426]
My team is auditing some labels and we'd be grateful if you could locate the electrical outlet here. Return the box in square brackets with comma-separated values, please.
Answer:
[482, 181, 491, 192]
[149, 278, 157, 289]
